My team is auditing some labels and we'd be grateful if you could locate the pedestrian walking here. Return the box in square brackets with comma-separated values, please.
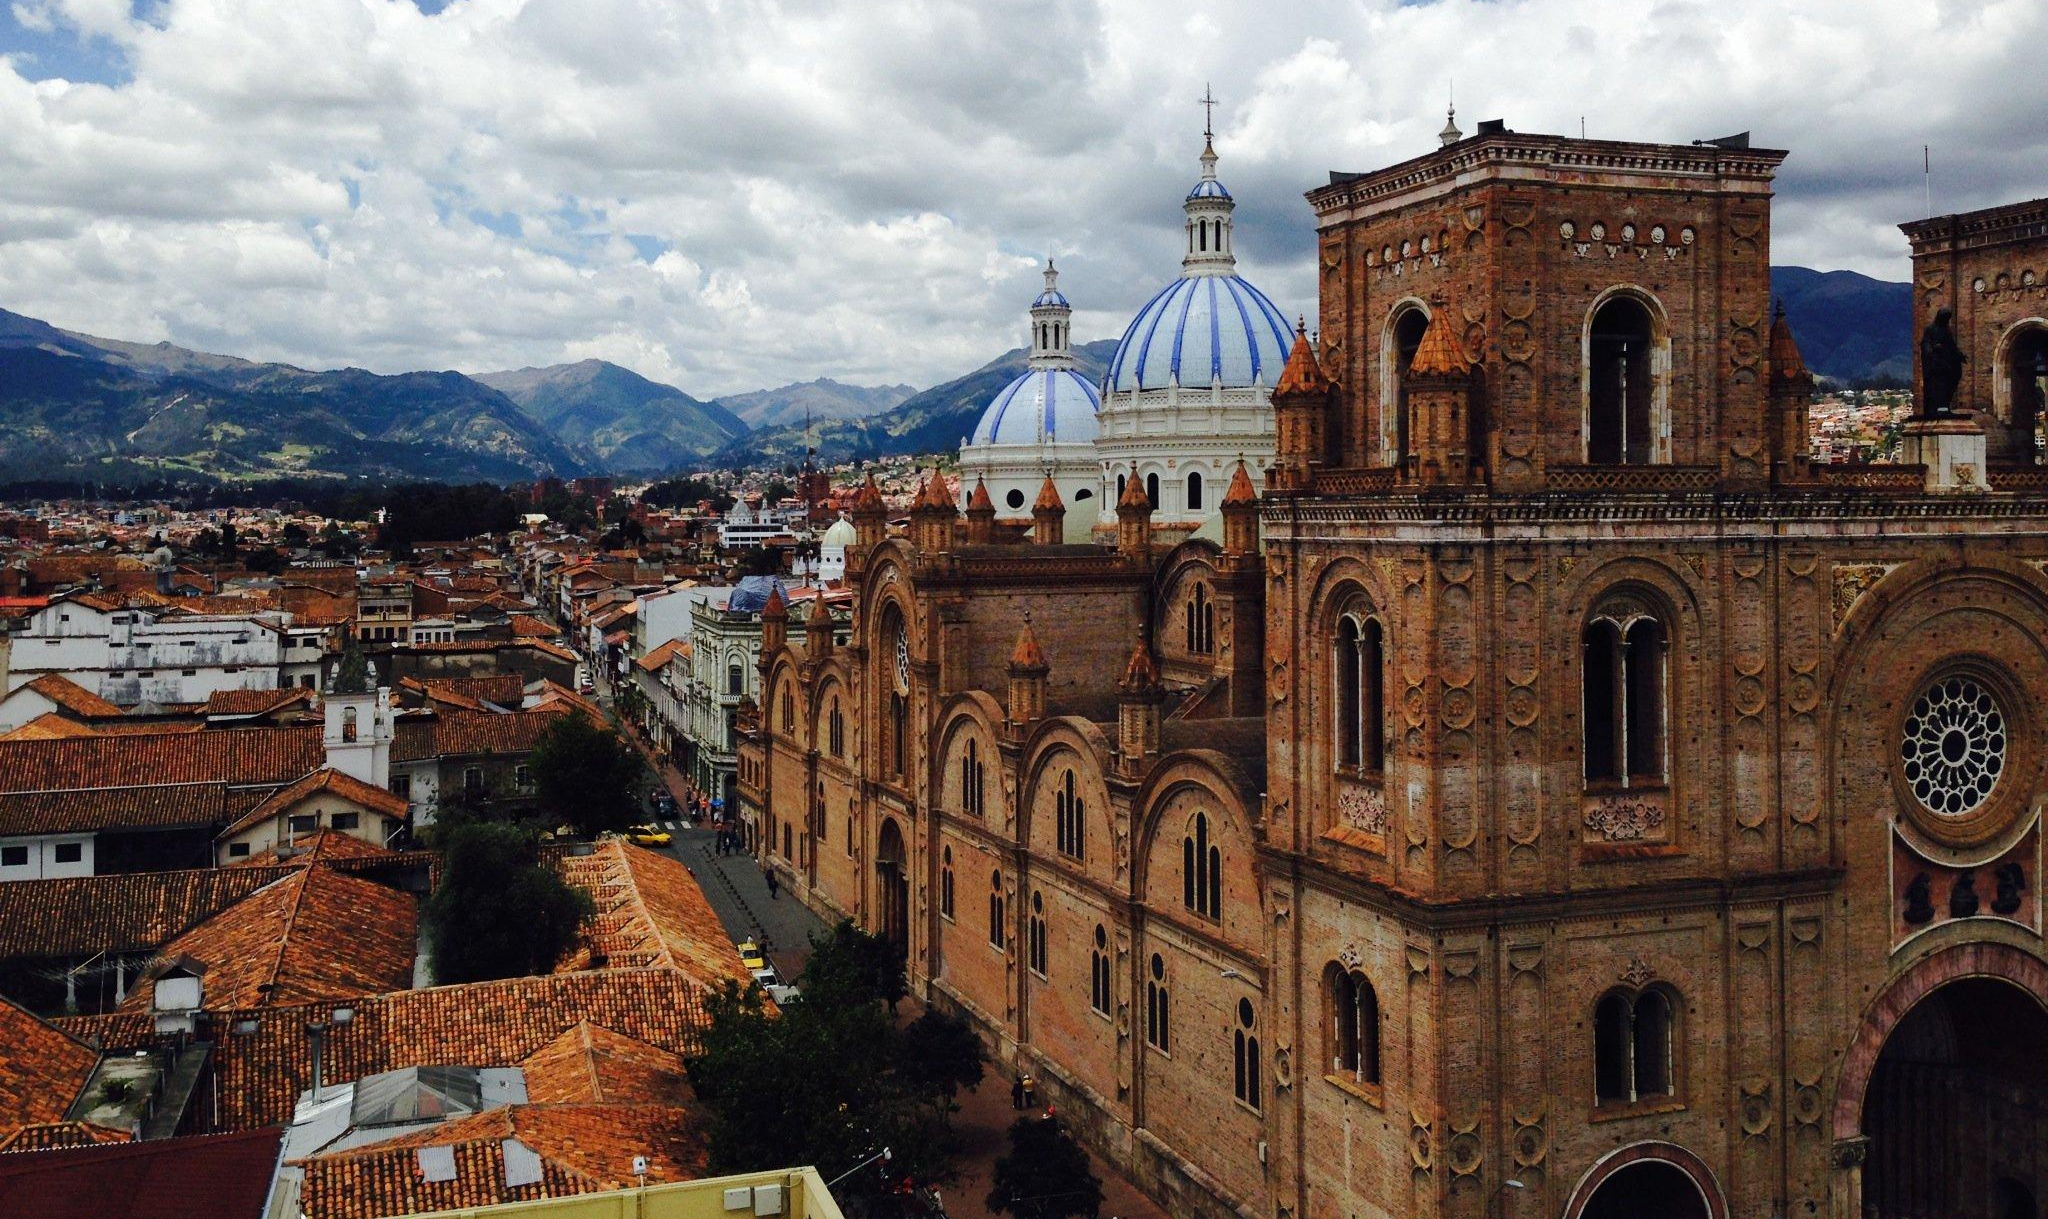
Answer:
[765, 868, 780, 899]
[1010, 1075, 1025, 1110]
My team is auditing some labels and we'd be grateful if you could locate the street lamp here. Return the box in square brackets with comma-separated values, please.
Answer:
[1490, 1178, 1526, 1217]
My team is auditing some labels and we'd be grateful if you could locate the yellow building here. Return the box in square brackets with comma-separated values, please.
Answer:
[389, 1167, 847, 1219]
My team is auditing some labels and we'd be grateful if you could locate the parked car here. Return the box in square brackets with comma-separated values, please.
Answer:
[624, 824, 672, 848]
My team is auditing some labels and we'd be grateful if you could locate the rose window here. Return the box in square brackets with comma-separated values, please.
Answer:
[1900, 677, 2007, 817]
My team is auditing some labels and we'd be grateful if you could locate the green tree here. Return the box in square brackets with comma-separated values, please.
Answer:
[801, 920, 906, 1011]
[899, 1008, 985, 1104]
[424, 822, 593, 983]
[529, 712, 645, 836]
[986, 1117, 1104, 1219]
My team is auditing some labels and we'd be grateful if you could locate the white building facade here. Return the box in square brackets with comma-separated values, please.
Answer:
[958, 261, 1104, 519]
[5, 596, 288, 711]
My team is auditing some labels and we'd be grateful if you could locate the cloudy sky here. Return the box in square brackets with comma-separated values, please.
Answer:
[1, 0, 2042, 397]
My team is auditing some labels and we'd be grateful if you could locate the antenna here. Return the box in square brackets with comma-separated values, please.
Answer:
[1923, 144, 1932, 218]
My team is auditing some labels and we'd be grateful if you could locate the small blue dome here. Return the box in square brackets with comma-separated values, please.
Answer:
[1032, 288, 1071, 308]
[970, 368, 1101, 446]
[1185, 178, 1232, 201]
[1104, 274, 1293, 394]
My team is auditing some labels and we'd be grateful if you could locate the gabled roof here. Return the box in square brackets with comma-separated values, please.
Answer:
[0, 712, 98, 742]
[227, 828, 394, 869]
[393, 708, 567, 762]
[0, 782, 230, 839]
[518, 1021, 694, 1106]
[0, 865, 304, 958]
[0, 995, 99, 1133]
[557, 842, 755, 990]
[201, 687, 315, 718]
[119, 866, 416, 1012]
[218, 768, 409, 840]
[637, 638, 688, 673]
[19, 674, 125, 719]
[0, 725, 322, 793]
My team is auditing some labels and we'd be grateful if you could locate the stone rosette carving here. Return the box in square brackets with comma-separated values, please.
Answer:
[1830, 562, 1896, 630]
[1583, 792, 1667, 842]
[1339, 782, 1388, 835]
[1511, 1111, 1547, 1168]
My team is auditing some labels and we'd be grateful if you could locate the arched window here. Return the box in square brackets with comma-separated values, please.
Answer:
[1027, 891, 1047, 977]
[1233, 997, 1261, 1109]
[779, 685, 794, 734]
[1187, 471, 1204, 512]
[727, 663, 744, 696]
[1186, 584, 1214, 655]
[1327, 964, 1381, 1085]
[1334, 614, 1386, 773]
[961, 738, 985, 818]
[1582, 603, 1667, 787]
[1145, 473, 1161, 512]
[846, 812, 855, 857]
[940, 846, 955, 919]
[1055, 768, 1083, 859]
[1594, 986, 1678, 1106]
[1587, 296, 1657, 465]
[1388, 307, 1430, 463]
[1090, 925, 1111, 1016]
[828, 698, 845, 757]
[1145, 953, 1170, 1051]
[1183, 812, 1221, 920]
[341, 706, 358, 743]
[1116, 473, 1127, 503]
[887, 693, 908, 778]
[2007, 325, 2048, 459]
[988, 870, 1005, 949]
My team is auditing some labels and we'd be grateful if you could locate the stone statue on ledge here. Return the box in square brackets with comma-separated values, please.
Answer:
[1919, 307, 1967, 418]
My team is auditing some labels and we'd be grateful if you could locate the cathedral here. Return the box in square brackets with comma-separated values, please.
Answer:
[739, 118, 2048, 1219]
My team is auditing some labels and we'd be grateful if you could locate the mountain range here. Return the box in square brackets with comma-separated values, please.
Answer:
[0, 265, 1912, 485]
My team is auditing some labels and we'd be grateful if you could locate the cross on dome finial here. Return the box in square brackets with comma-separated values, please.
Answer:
[1200, 83, 1217, 140]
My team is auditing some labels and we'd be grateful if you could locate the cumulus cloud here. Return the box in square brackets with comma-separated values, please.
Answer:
[0, 0, 2041, 395]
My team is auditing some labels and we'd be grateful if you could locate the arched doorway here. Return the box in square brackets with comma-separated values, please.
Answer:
[1999, 322, 2048, 463]
[1563, 1144, 1723, 1219]
[874, 817, 909, 949]
[1861, 976, 2048, 1218]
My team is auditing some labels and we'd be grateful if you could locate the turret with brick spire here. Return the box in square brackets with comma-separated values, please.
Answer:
[803, 596, 834, 659]
[1116, 470, 1153, 559]
[758, 585, 787, 661]
[1219, 459, 1259, 558]
[1031, 476, 1065, 546]
[1768, 299, 1815, 478]
[964, 476, 997, 544]
[1402, 301, 1476, 485]
[910, 468, 959, 555]
[1006, 618, 1049, 725]
[1270, 318, 1333, 491]
[1116, 641, 1163, 770]
[851, 474, 887, 548]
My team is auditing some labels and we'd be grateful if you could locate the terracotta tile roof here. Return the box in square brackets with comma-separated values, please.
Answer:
[91, 718, 206, 736]
[218, 767, 410, 840]
[0, 725, 322, 793]
[20, 674, 126, 719]
[0, 782, 229, 838]
[1406, 303, 1472, 377]
[1009, 620, 1047, 671]
[0, 995, 99, 1130]
[393, 708, 566, 762]
[557, 842, 755, 989]
[228, 828, 395, 868]
[637, 638, 687, 673]
[0, 865, 302, 958]
[295, 1103, 706, 1219]
[119, 866, 416, 1012]
[509, 614, 558, 638]
[201, 687, 314, 717]
[0, 1127, 284, 1219]
[0, 712, 98, 741]
[518, 1021, 694, 1105]
[1222, 459, 1259, 506]
[57, 969, 710, 1131]
[968, 477, 994, 512]
[0, 1121, 130, 1153]
[420, 674, 526, 708]
[1033, 475, 1064, 512]
[1272, 317, 1333, 397]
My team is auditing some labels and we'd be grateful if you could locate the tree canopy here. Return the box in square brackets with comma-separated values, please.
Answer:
[987, 1116, 1104, 1219]
[686, 922, 977, 1212]
[424, 822, 592, 983]
[528, 712, 645, 836]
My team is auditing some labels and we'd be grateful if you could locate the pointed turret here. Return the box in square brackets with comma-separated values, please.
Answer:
[1116, 470, 1153, 559]
[910, 468, 959, 555]
[965, 476, 996, 544]
[1116, 641, 1163, 769]
[1769, 299, 1815, 476]
[759, 584, 788, 658]
[1403, 302, 1477, 485]
[1220, 459, 1259, 557]
[803, 596, 834, 659]
[1006, 618, 1049, 724]
[1031, 476, 1065, 546]
[1271, 318, 1334, 489]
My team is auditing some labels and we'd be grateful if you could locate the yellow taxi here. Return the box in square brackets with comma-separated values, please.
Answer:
[624, 824, 673, 848]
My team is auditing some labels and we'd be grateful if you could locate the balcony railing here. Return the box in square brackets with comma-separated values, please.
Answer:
[1546, 465, 1718, 493]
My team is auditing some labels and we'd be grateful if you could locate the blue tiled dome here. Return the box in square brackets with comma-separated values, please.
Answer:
[971, 368, 1102, 446]
[1185, 178, 1232, 201]
[1032, 287, 1071, 308]
[1104, 274, 1293, 394]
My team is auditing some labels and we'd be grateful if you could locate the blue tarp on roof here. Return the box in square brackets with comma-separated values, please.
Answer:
[727, 575, 790, 615]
